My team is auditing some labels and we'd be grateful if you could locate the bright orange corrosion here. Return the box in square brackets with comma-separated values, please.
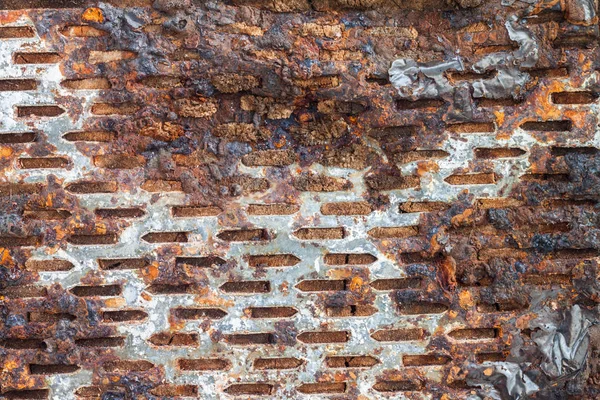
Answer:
[82, 8, 104, 24]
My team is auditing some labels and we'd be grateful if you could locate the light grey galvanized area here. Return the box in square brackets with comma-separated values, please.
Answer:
[1, 1, 600, 399]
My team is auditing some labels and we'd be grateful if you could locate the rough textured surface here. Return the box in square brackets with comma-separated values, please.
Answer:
[1, 0, 600, 399]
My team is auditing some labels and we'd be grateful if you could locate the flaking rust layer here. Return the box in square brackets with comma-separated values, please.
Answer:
[1, 0, 600, 399]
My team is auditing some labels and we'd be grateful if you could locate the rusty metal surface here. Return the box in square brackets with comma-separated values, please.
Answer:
[1, 0, 600, 399]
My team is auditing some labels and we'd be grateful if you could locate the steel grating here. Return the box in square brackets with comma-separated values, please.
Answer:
[1, 0, 600, 399]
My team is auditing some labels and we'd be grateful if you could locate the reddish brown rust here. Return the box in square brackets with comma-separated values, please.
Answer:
[1, 0, 600, 399]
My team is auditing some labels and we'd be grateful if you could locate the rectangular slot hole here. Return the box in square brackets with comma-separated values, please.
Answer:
[0, 339, 46, 349]
[0, 26, 35, 38]
[400, 252, 436, 264]
[224, 384, 273, 396]
[150, 385, 198, 397]
[28, 312, 75, 322]
[254, 357, 303, 370]
[178, 358, 231, 371]
[139, 75, 182, 88]
[368, 226, 419, 239]
[550, 146, 598, 156]
[176, 256, 226, 268]
[398, 302, 448, 315]
[446, 122, 496, 133]
[171, 307, 227, 320]
[297, 331, 349, 344]
[91, 103, 139, 115]
[103, 360, 153, 372]
[0, 236, 41, 247]
[552, 248, 598, 259]
[402, 354, 451, 366]
[95, 208, 145, 218]
[2, 389, 49, 399]
[520, 173, 570, 182]
[448, 328, 500, 340]
[217, 229, 270, 242]
[325, 355, 378, 368]
[447, 70, 497, 81]
[476, 198, 524, 209]
[248, 307, 297, 318]
[526, 67, 569, 78]
[0, 132, 36, 143]
[326, 305, 377, 317]
[142, 232, 188, 243]
[220, 281, 270, 293]
[146, 284, 192, 294]
[553, 35, 597, 48]
[61, 78, 111, 90]
[551, 91, 597, 104]
[102, 310, 148, 322]
[225, 332, 275, 345]
[247, 254, 300, 268]
[474, 44, 516, 55]
[296, 279, 346, 292]
[18, 157, 69, 169]
[148, 332, 198, 346]
[14, 52, 61, 64]
[293, 75, 340, 89]
[67, 233, 118, 245]
[172, 205, 222, 217]
[0, 79, 37, 91]
[526, 9, 564, 24]
[293, 174, 352, 192]
[297, 383, 346, 394]
[371, 328, 425, 342]
[247, 203, 300, 215]
[29, 364, 79, 375]
[445, 173, 496, 185]
[66, 181, 117, 194]
[365, 174, 420, 191]
[392, 149, 449, 164]
[396, 98, 445, 110]
[98, 258, 148, 270]
[522, 273, 572, 285]
[293, 227, 345, 240]
[63, 131, 115, 142]
[17, 105, 65, 118]
[75, 386, 124, 398]
[324, 253, 376, 265]
[399, 201, 450, 213]
[89, 50, 136, 63]
[477, 301, 528, 313]
[474, 148, 526, 158]
[366, 74, 390, 86]
[242, 150, 296, 167]
[25, 259, 73, 271]
[520, 120, 572, 131]
[373, 380, 421, 392]
[23, 209, 71, 220]
[321, 201, 372, 215]
[476, 352, 507, 363]
[70, 285, 121, 297]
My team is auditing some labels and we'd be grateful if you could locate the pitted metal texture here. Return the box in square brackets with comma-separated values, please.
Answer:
[1, 1, 600, 399]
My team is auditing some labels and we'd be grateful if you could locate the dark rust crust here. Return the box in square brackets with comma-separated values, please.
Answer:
[1, 0, 600, 399]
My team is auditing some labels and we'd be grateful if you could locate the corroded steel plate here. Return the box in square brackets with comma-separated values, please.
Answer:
[1, 0, 600, 399]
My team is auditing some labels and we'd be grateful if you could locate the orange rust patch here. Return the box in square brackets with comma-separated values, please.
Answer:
[82, 8, 104, 24]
